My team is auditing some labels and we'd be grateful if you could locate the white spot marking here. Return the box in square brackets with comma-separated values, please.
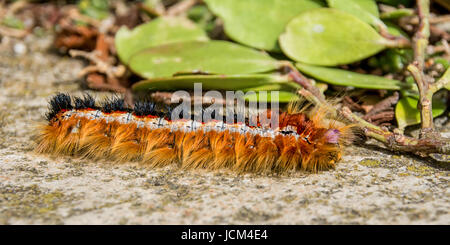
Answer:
[312, 24, 324, 33]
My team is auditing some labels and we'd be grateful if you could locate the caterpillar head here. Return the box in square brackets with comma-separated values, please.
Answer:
[301, 123, 354, 172]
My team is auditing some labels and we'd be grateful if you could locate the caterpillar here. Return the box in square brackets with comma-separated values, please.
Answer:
[35, 93, 353, 173]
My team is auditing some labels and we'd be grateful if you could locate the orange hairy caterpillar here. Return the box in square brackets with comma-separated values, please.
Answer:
[35, 93, 353, 173]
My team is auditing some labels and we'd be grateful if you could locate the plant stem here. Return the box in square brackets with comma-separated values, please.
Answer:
[296, 82, 450, 156]
[409, 0, 439, 139]
[379, 26, 411, 48]
[408, 64, 435, 136]
[282, 62, 325, 102]
[281, 63, 450, 156]
[166, 0, 198, 16]
[413, 0, 430, 71]
[278, 0, 450, 158]
[340, 107, 449, 156]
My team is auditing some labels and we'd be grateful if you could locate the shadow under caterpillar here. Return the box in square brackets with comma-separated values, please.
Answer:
[35, 93, 354, 173]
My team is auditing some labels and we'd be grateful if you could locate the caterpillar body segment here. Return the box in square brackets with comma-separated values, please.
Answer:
[36, 93, 353, 173]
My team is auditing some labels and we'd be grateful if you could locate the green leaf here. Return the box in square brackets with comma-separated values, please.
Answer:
[115, 17, 209, 64]
[375, 48, 413, 73]
[385, 21, 409, 38]
[132, 74, 300, 102]
[144, 0, 163, 9]
[279, 8, 389, 66]
[435, 58, 449, 71]
[438, 67, 450, 90]
[296, 62, 411, 90]
[243, 91, 300, 103]
[1, 16, 25, 29]
[132, 74, 293, 91]
[327, 0, 382, 27]
[380, 8, 414, 19]
[204, 0, 323, 51]
[375, 0, 414, 7]
[128, 40, 281, 79]
[395, 96, 446, 130]
[187, 5, 216, 33]
[78, 0, 110, 20]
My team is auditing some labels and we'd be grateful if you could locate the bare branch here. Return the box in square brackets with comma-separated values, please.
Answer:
[167, 0, 198, 16]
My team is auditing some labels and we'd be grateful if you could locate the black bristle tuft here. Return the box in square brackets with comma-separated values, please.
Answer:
[133, 100, 157, 116]
[161, 104, 175, 119]
[74, 93, 97, 110]
[156, 104, 173, 119]
[46, 93, 245, 123]
[46, 93, 73, 121]
[164, 104, 176, 119]
[101, 97, 128, 113]
[154, 105, 167, 118]
[199, 106, 224, 123]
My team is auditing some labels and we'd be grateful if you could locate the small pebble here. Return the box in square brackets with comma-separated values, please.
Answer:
[14, 42, 27, 55]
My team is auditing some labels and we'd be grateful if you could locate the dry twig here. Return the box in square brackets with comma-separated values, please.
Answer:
[363, 92, 399, 121]
[69, 49, 126, 92]
[0, 25, 27, 38]
[167, 0, 198, 16]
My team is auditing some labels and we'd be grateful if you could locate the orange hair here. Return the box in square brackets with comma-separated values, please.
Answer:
[35, 93, 353, 173]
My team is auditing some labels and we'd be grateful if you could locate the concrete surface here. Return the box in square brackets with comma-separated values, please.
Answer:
[0, 35, 448, 224]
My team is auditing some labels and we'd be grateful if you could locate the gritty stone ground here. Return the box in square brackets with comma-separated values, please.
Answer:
[0, 35, 449, 225]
